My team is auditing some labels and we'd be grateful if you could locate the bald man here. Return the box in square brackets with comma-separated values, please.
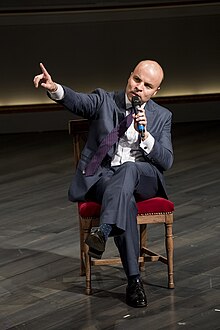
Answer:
[34, 60, 173, 308]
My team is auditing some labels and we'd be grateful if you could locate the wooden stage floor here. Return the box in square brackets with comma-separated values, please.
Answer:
[0, 121, 219, 329]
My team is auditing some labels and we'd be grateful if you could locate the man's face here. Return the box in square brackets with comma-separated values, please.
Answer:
[126, 63, 162, 104]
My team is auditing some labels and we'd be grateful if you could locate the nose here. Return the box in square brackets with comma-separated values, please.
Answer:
[134, 83, 143, 92]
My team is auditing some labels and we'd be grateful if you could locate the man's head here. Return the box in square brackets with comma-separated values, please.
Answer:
[125, 60, 164, 104]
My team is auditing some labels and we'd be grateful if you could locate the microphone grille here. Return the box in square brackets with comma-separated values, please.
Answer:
[132, 95, 141, 107]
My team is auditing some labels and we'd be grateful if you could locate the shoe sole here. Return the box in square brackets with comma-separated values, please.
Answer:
[88, 248, 103, 259]
[126, 300, 148, 308]
[85, 235, 105, 252]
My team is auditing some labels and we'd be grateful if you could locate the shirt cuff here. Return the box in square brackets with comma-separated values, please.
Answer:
[48, 83, 64, 100]
[140, 133, 155, 154]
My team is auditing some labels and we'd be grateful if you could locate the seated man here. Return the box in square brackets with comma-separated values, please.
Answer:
[33, 59, 174, 308]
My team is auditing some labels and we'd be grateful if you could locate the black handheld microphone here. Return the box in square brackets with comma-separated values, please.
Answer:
[131, 95, 145, 138]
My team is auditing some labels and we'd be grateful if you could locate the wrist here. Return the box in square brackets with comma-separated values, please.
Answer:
[50, 83, 58, 93]
[141, 131, 149, 141]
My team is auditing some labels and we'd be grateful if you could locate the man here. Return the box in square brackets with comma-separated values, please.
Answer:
[33, 60, 173, 308]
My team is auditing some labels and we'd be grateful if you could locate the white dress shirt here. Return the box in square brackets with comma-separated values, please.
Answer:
[111, 95, 154, 165]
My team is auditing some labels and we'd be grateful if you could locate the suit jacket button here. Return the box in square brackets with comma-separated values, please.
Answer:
[82, 170, 85, 174]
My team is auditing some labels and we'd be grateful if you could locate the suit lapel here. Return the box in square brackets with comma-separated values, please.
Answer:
[114, 91, 126, 123]
[145, 99, 156, 131]
[106, 91, 126, 157]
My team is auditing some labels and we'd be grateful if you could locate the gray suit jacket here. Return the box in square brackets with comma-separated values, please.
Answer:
[56, 86, 174, 201]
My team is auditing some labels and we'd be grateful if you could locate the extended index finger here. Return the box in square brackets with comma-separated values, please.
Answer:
[40, 62, 49, 76]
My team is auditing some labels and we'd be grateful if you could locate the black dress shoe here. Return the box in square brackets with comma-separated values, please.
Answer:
[85, 228, 106, 259]
[126, 278, 147, 308]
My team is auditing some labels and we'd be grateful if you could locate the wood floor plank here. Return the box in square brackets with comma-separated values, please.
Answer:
[0, 121, 220, 329]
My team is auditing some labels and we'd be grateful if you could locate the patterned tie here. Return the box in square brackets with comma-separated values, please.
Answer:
[85, 110, 133, 176]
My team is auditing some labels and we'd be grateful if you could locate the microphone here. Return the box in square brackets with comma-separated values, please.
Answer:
[131, 95, 145, 138]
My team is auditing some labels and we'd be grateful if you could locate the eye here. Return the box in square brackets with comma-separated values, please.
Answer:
[144, 83, 152, 89]
[134, 76, 141, 83]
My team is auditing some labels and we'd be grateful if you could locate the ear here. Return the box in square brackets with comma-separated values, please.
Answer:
[153, 86, 160, 96]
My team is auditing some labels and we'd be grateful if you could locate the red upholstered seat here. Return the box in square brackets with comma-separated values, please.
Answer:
[78, 197, 174, 218]
[78, 201, 101, 218]
[137, 197, 174, 214]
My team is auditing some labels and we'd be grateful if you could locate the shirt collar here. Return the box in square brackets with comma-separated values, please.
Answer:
[125, 94, 146, 110]
[125, 94, 132, 109]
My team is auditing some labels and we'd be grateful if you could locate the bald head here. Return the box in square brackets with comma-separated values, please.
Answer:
[126, 59, 164, 103]
[133, 60, 164, 88]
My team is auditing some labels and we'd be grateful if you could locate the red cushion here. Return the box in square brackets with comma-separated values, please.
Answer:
[137, 197, 174, 214]
[78, 197, 174, 218]
[79, 201, 101, 218]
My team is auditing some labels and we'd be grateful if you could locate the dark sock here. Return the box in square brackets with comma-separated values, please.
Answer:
[99, 223, 112, 240]
[128, 274, 140, 285]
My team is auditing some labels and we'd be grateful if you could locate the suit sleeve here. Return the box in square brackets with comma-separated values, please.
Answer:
[52, 85, 103, 119]
[146, 112, 174, 171]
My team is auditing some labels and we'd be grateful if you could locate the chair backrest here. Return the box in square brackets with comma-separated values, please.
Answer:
[68, 119, 89, 169]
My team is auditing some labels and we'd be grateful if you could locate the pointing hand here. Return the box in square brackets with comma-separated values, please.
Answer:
[33, 63, 57, 92]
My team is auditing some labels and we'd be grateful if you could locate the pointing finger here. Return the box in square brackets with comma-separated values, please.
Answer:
[40, 62, 50, 77]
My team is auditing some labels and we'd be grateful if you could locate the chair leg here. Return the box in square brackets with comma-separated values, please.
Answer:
[79, 220, 86, 276]
[165, 219, 174, 289]
[84, 241, 92, 295]
[139, 224, 147, 271]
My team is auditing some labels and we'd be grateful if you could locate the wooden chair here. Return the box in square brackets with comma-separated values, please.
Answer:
[69, 119, 175, 295]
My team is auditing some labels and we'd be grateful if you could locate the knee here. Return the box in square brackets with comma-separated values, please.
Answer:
[120, 162, 139, 177]
[121, 161, 138, 172]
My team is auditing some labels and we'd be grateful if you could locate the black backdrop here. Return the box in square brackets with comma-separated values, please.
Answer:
[0, 1, 220, 130]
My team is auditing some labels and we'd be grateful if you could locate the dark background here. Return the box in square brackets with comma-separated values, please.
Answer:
[0, 1, 220, 132]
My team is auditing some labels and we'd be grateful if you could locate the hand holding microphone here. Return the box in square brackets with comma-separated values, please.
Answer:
[132, 95, 146, 139]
